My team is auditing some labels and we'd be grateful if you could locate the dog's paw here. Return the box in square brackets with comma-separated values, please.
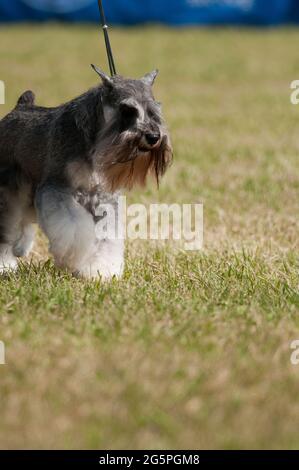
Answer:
[0, 263, 17, 274]
[74, 264, 123, 281]
[0, 245, 18, 273]
[74, 257, 124, 281]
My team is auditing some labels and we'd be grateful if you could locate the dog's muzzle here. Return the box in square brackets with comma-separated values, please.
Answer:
[145, 132, 160, 146]
[139, 131, 162, 152]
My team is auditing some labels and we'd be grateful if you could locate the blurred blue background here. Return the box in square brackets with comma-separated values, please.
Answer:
[0, 0, 299, 25]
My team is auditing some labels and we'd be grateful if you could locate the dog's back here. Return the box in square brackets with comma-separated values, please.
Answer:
[0, 91, 56, 183]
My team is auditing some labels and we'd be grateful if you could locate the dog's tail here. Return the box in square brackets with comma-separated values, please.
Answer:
[16, 90, 35, 107]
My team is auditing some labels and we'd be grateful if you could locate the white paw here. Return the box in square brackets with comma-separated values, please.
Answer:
[76, 261, 124, 281]
[73, 239, 125, 281]
[0, 245, 18, 273]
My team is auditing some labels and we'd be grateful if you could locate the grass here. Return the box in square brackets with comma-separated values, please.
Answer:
[0, 24, 298, 449]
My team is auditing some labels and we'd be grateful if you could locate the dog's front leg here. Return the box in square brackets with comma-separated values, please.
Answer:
[35, 183, 96, 275]
[78, 237, 124, 280]
[77, 193, 125, 280]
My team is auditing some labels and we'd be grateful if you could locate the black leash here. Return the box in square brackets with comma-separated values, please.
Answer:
[97, 0, 117, 76]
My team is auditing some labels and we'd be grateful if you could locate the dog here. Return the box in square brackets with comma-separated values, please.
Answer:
[0, 65, 172, 279]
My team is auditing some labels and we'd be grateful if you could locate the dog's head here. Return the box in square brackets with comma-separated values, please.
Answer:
[91, 65, 173, 191]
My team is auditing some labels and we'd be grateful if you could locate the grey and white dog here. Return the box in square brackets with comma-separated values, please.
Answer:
[0, 66, 172, 279]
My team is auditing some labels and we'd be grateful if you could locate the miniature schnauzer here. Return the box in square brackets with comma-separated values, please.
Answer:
[0, 66, 172, 279]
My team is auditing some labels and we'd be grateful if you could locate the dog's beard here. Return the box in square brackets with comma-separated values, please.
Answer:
[95, 125, 173, 192]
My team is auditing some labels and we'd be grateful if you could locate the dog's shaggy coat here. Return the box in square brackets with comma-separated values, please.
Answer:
[0, 68, 172, 278]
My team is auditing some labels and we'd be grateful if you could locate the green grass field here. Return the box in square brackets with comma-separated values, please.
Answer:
[0, 25, 298, 449]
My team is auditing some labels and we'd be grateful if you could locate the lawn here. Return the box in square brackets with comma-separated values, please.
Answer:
[0, 25, 298, 450]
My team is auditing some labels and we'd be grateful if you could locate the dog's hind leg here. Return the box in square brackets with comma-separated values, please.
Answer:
[0, 190, 17, 272]
[0, 185, 35, 272]
[13, 223, 35, 258]
[0, 244, 17, 273]
[35, 183, 97, 274]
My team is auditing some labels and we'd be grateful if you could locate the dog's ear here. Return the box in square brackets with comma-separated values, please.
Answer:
[91, 64, 113, 87]
[141, 69, 159, 86]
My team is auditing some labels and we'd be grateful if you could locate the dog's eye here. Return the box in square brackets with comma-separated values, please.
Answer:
[119, 103, 139, 131]
[120, 103, 139, 119]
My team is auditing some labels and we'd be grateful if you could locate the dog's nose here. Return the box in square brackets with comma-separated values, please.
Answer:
[145, 133, 160, 146]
